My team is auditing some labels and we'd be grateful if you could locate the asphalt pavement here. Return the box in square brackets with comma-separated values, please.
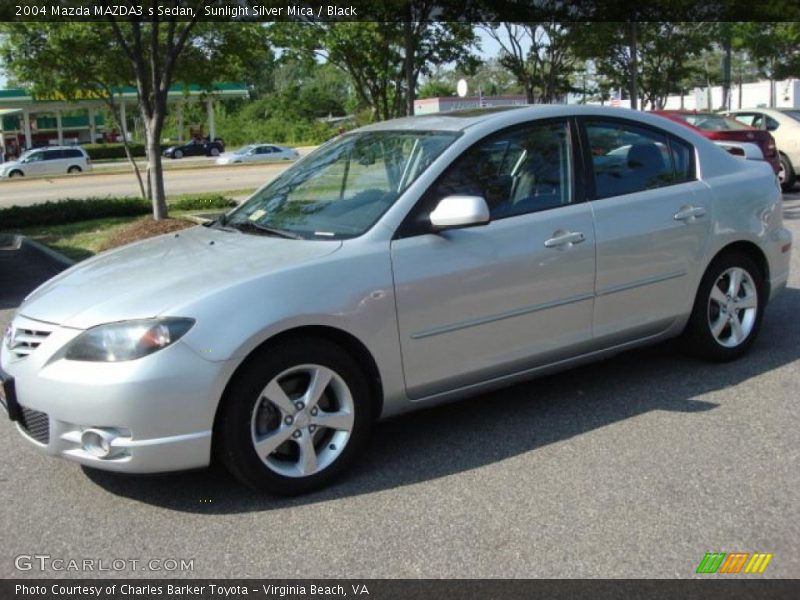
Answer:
[0, 194, 798, 579]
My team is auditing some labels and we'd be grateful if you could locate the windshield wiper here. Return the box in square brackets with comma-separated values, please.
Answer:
[229, 221, 303, 239]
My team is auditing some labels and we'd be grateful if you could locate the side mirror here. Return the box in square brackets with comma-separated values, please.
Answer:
[429, 195, 490, 231]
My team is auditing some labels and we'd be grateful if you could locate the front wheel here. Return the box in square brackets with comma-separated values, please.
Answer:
[215, 337, 373, 495]
[173, 150, 183, 159]
[682, 253, 765, 361]
[209, 148, 220, 157]
[8, 170, 23, 178]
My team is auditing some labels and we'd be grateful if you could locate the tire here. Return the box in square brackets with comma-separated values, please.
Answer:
[215, 336, 373, 495]
[67, 166, 82, 174]
[209, 148, 220, 157]
[778, 153, 796, 192]
[682, 252, 766, 362]
[8, 170, 23, 178]
[173, 150, 183, 159]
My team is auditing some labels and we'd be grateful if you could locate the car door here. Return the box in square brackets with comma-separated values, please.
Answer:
[580, 117, 713, 346]
[21, 150, 46, 175]
[390, 119, 596, 399]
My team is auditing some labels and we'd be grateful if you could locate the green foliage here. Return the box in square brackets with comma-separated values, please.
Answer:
[169, 194, 237, 212]
[0, 194, 236, 229]
[81, 143, 169, 160]
[0, 198, 150, 229]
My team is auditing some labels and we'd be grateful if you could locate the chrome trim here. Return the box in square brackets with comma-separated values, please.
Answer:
[411, 292, 595, 340]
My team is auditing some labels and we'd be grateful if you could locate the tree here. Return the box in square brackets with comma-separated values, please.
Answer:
[1, 12, 270, 219]
[573, 22, 710, 110]
[0, 23, 148, 199]
[272, 19, 477, 121]
[482, 21, 579, 104]
[734, 22, 800, 107]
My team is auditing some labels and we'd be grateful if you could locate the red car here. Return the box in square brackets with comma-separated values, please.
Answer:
[652, 110, 780, 174]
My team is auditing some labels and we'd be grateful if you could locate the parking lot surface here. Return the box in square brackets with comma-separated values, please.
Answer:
[0, 193, 798, 579]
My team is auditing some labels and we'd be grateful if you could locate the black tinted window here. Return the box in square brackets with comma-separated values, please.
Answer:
[586, 121, 679, 198]
[64, 149, 83, 158]
[43, 150, 64, 160]
[668, 136, 694, 183]
[429, 120, 573, 220]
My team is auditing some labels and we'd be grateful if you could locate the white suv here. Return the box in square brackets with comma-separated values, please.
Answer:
[1, 146, 92, 178]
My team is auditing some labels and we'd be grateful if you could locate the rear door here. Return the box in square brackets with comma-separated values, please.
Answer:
[391, 119, 597, 398]
[580, 117, 713, 345]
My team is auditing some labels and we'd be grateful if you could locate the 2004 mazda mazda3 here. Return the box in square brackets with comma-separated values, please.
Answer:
[0, 106, 792, 495]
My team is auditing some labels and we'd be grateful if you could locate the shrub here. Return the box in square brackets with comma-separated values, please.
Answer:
[81, 143, 171, 160]
[0, 194, 238, 229]
[169, 194, 237, 211]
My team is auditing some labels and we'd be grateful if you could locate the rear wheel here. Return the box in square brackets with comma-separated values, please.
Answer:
[778, 153, 796, 192]
[682, 252, 765, 361]
[67, 166, 82, 174]
[216, 337, 373, 495]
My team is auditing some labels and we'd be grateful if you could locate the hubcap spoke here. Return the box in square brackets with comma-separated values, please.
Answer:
[311, 409, 354, 432]
[710, 286, 727, 306]
[727, 269, 742, 297]
[710, 316, 727, 339]
[263, 379, 296, 416]
[734, 292, 757, 310]
[296, 433, 318, 476]
[304, 366, 334, 410]
[730, 315, 745, 343]
[253, 425, 294, 457]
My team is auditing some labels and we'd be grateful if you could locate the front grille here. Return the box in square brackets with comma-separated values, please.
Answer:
[8, 320, 54, 359]
[19, 406, 50, 444]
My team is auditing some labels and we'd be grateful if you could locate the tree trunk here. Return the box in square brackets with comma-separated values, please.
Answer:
[722, 37, 732, 110]
[144, 115, 167, 220]
[628, 22, 638, 111]
[404, 20, 415, 117]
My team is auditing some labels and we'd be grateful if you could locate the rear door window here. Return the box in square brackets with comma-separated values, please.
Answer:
[585, 119, 694, 199]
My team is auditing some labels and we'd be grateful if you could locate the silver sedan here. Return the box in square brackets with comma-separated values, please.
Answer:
[1, 106, 791, 495]
[215, 144, 299, 165]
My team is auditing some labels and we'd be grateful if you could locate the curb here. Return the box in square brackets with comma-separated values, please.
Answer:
[18, 235, 76, 268]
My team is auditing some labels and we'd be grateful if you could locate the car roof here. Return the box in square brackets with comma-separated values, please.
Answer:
[358, 104, 726, 134]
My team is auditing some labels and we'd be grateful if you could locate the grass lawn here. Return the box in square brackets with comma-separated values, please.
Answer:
[8, 215, 196, 261]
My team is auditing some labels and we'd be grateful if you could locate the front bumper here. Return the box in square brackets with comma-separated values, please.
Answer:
[1, 314, 237, 473]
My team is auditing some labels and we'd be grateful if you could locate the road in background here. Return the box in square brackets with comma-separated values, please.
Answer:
[0, 162, 286, 207]
[0, 147, 317, 208]
[0, 193, 798, 578]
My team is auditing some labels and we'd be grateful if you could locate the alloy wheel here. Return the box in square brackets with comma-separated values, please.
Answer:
[250, 364, 355, 478]
[707, 267, 758, 348]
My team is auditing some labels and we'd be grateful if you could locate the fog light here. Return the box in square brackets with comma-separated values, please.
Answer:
[80, 428, 117, 458]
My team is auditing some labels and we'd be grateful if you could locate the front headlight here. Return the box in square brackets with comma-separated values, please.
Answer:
[63, 318, 195, 362]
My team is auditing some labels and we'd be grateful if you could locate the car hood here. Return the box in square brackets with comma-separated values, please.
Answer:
[1, 160, 21, 170]
[20, 225, 342, 329]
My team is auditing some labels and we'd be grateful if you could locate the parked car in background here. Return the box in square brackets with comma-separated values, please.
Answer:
[652, 110, 781, 176]
[0, 146, 91, 178]
[724, 108, 800, 191]
[1, 106, 790, 495]
[163, 138, 225, 159]
[215, 144, 300, 165]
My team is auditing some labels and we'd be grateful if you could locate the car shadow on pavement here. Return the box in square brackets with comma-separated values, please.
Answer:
[84, 286, 800, 513]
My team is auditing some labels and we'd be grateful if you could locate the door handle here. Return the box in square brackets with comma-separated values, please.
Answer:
[674, 205, 706, 222]
[544, 230, 586, 248]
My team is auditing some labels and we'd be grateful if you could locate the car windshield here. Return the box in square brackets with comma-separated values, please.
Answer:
[677, 113, 750, 131]
[224, 130, 458, 239]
